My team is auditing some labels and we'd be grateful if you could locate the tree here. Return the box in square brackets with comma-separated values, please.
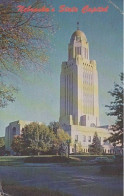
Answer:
[0, 82, 17, 108]
[0, 0, 54, 72]
[12, 122, 55, 155]
[0, 137, 5, 155]
[0, 137, 5, 148]
[105, 73, 123, 146]
[0, 0, 55, 108]
[48, 121, 60, 135]
[11, 135, 23, 155]
[76, 142, 84, 154]
[11, 122, 71, 156]
[53, 129, 70, 155]
[89, 132, 103, 155]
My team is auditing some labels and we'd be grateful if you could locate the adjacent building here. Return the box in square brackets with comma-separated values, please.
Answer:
[5, 120, 31, 153]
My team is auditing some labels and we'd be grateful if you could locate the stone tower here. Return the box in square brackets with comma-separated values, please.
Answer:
[59, 26, 100, 127]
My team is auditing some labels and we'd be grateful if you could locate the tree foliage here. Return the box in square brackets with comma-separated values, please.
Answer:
[105, 73, 123, 146]
[48, 121, 60, 135]
[11, 135, 23, 154]
[0, 0, 54, 73]
[0, 82, 17, 107]
[0, 137, 5, 148]
[11, 122, 70, 155]
[0, 0, 55, 108]
[89, 132, 103, 155]
[53, 129, 70, 155]
[21, 122, 55, 155]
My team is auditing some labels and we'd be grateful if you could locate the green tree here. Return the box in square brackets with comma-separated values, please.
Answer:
[11, 136, 23, 155]
[0, 137, 5, 148]
[53, 129, 70, 155]
[105, 73, 123, 146]
[0, 137, 5, 155]
[76, 142, 84, 154]
[0, 0, 55, 108]
[89, 132, 103, 155]
[22, 122, 55, 155]
[0, 82, 17, 108]
[11, 122, 71, 156]
[48, 121, 60, 135]
[0, 0, 54, 71]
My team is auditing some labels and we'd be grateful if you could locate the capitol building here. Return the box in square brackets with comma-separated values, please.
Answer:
[5, 26, 120, 155]
[59, 26, 114, 153]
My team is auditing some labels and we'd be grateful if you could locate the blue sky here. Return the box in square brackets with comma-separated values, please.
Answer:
[0, 0, 123, 136]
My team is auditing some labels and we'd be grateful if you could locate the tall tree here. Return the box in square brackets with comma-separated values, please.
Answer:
[89, 132, 103, 155]
[0, 0, 55, 108]
[0, 137, 5, 148]
[11, 135, 23, 155]
[53, 129, 70, 155]
[20, 122, 55, 155]
[48, 121, 60, 135]
[105, 73, 123, 146]
[0, 0, 54, 72]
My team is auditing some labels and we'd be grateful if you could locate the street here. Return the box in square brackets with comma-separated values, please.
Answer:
[0, 163, 123, 196]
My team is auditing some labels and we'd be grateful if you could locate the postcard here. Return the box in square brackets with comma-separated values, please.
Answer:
[0, 0, 123, 195]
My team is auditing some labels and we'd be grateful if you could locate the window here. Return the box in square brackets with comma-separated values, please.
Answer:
[75, 135, 78, 142]
[12, 127, 16, 136]
[103, 137, 106, 145]
[83, 135, 86, 142]
[75, 47, 81, 55]
[76, 36, 81, 41]
[103, 137, 109, 145]
[88, 136, 91, 142]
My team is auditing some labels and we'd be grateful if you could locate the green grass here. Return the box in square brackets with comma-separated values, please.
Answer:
[0, 156, 27, 166]
[0, 154, 116, 166]
[2, 183, 72, 196]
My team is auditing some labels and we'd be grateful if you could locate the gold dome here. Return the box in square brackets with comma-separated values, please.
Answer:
[71, 30, 87, 41]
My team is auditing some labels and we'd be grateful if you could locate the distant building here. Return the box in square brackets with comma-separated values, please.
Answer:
[5, 120, 32, 153]
[59, 26, 116, 154]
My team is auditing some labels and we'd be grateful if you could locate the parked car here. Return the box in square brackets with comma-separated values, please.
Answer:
[90, 156, 114, 164]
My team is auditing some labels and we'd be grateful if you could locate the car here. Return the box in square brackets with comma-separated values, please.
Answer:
[95, 157, 109, 163]
[90, 157, 114, 164]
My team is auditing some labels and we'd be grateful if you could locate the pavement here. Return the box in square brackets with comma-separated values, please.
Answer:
[0, 163, 123, 196]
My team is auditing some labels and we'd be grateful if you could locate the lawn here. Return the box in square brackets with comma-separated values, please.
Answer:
[2, 183, 72, 196]
[0, 156, 27, 166]
[0, 154, 116, 166]
[0, 160, 123, 196]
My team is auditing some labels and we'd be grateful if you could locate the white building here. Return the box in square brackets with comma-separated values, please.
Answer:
[5, 120, 31, 153]
[59, 26, 114, 153]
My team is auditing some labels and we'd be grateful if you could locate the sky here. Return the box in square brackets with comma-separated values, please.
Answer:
[0, 0, 123, 137]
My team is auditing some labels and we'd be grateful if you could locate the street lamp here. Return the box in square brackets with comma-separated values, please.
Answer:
[113, 143, 116, 155]
[66, 139, 71, 159]
[75, 139, 78, 154]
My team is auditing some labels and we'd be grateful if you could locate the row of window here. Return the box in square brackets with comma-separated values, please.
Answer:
[75, 47, 88, 59]
[75, 135, 91, 142]
[75, 135, 109, 144]
[72, 148, 118, 154]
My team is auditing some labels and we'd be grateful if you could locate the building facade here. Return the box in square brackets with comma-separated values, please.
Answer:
[5, 120, 31, 153]
[60, 29, 99, 127]
[59, 27, 114, 153]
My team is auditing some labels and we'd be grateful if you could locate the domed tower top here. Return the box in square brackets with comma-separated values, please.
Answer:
[68, 23, 89, 60]
[70, 30, 87, 43]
